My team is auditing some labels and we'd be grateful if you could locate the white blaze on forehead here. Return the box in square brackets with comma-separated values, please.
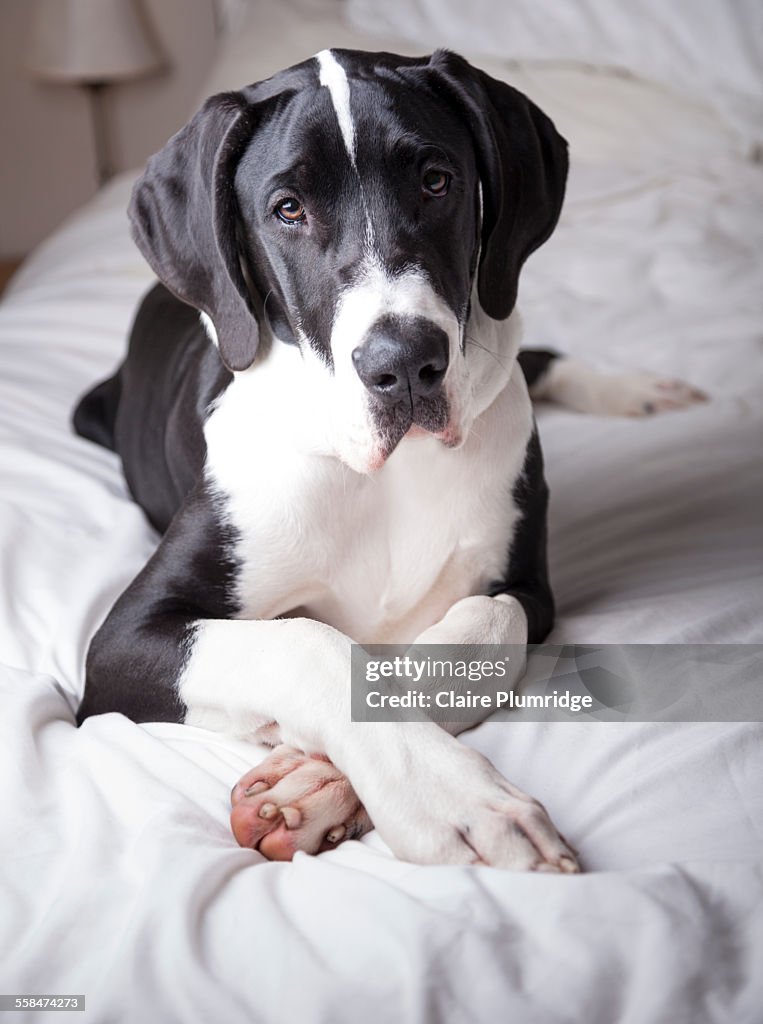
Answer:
[316, 49, 356, 165]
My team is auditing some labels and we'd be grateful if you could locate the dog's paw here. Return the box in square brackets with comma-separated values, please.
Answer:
[604, 372, 709, 417]
[230, 745, 372, 860]
[536, 358, 708, 417]
[358, 735, 580, 873]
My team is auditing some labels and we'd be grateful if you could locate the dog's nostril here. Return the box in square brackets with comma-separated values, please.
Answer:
[376, 373, 397, 389]
[418, 363, 442, 384]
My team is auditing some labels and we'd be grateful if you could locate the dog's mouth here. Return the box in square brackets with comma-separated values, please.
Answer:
[369, 393, 456, 467]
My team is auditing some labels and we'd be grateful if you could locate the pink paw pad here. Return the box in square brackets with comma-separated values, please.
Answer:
[230, 745, 371, 861]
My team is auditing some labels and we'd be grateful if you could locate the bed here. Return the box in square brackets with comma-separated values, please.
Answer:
[1, 1, 762, 1021]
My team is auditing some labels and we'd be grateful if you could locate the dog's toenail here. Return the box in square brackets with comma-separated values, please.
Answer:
[559, 856, 578, 873]
[326, 825, 346, 843]
[642, 401, 655, 414]
[281, 806, 301, 829]
[244, 781, 268, 797]
[259, 802, 278, 820]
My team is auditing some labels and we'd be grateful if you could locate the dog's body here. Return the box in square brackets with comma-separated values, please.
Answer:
[74, 49, 704, 870]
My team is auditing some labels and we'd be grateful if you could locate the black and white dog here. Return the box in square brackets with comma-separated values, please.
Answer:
[74, 49, 704, 871]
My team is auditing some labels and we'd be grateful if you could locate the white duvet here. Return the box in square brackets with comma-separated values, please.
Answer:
[1, 4, 762, 1022]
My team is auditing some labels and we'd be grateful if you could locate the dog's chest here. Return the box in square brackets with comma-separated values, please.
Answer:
[204, 372, 532, 644]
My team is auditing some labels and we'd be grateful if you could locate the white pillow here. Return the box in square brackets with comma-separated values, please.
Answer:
[345, 0, 763, 155]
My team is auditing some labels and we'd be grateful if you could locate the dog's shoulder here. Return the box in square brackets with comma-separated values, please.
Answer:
[114, 284, 232, 530]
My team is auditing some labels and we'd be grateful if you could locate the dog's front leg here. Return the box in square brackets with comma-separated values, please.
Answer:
[408, 592, 529, 736]
[180, 617, 377, 860]
[79, 490, 575, 869]
[383, 592, 580, 871]
[194, 611, 577, 872]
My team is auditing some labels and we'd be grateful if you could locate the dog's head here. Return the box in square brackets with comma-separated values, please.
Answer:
[129, 49, 567, 472]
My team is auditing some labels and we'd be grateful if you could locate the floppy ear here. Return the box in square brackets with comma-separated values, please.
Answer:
[429, 51, 568, 321]
[128, 90, 263, 371]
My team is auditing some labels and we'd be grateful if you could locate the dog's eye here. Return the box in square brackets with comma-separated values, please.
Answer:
[274, 197, 306, 224]
[422, 170, 450, 197]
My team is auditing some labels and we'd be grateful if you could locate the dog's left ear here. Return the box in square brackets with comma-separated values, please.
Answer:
[129, 89, 266, 372]
[428, 51, 568, 321]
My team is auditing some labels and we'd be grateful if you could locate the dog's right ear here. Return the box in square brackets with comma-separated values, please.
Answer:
[129, 90, 263, 372]
[426, 51, 568, 323]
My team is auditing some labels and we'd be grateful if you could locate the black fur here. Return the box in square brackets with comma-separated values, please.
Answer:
[517, 349, 560, 392]
[75, 284, 230, 532]
[76, 484, 241, 723]
[488, 428, 554, 643]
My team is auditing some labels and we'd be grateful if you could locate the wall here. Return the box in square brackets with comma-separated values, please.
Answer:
[0, 0, 220, 259]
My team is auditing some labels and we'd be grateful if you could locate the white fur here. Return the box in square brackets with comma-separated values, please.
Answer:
[180, 598, 579, 869]
[316, 50, 356, 165]
[199, 312, 218, 347]
[532, 357, 708, 416]
[184, 595, 579, 871]
[328, 257, 464, 472]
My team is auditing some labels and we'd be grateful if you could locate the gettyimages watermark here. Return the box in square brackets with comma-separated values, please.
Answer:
[350, 644, 763, 723]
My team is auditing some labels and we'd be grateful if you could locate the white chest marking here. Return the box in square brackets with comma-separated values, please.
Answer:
[202, 337, 533, 645]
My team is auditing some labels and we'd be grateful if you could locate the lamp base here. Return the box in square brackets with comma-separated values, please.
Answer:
[86, 82, 114, 186]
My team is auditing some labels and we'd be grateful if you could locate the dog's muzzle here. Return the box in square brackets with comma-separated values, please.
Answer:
[351, 315, 452, 461]
[352, 315, 448, 406]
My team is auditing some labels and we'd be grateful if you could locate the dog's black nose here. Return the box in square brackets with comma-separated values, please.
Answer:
[352, 317, 449, 406]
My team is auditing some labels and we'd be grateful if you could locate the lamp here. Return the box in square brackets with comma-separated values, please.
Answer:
[27, 0, 165, 185]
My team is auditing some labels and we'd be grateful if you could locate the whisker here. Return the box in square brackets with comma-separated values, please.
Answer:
[468, 421, 484, 444]
[464, 334, 511, 375]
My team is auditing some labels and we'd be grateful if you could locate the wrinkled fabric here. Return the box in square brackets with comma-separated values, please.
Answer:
[1, 11, 762, 1022]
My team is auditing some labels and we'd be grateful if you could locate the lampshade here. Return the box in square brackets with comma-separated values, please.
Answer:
[27, 0, 164, 85]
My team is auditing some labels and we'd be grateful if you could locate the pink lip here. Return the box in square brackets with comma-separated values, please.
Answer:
[415, 423, 464, 448]
[405, 425, 431, 440]
[440, 426, 463, 448]
[367, 423, 462, 473]
[404, 423, 463, 447]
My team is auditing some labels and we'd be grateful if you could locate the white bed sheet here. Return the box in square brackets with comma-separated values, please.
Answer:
[1, 4, 762, 1021]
